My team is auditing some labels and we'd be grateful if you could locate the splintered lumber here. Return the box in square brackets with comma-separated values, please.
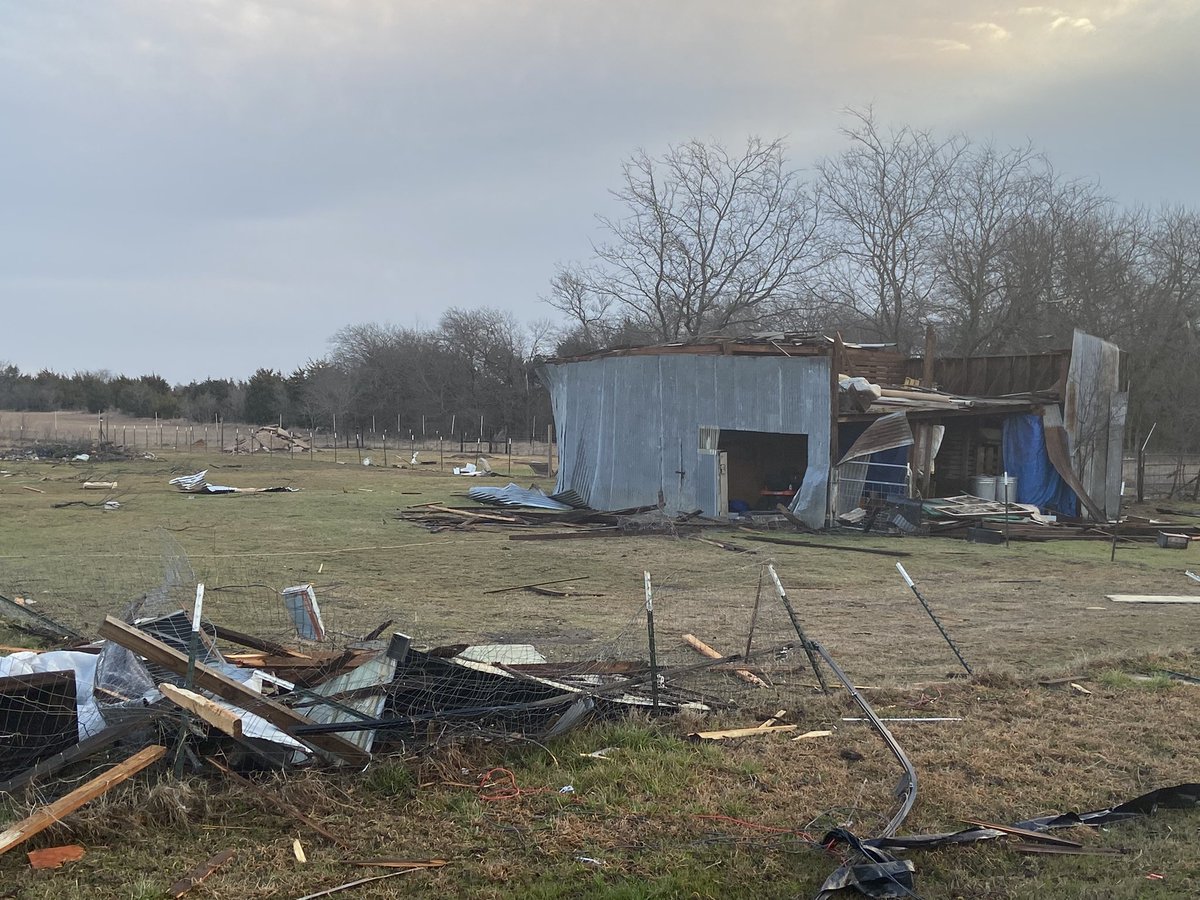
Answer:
[681, 634, 767, 687]
[0, 745, 166, 857]
[791, 730, 834, 741]
[737, 532, 911, 557]
[690, 725, 799, 740]
[206, 756, 351, 850]
[159, 683, 245, 739]
[98, 616, 369, 766]
[169, 848, 237, 898]
[82, 481, 117, 490]
[1107, 595, 1200, 604]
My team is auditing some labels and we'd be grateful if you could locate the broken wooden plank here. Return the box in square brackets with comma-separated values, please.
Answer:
[0, 745, 166, 857]
[791, 730, 834, 741]
[159, 683, 245, 740]
[168, 848, 236, 898]
[681, 634, 767, 687]
[690, 725, 799, 741]
[1107, 595, 1200, 604]
[508, 528, 621, 541]
[737, 532, 911, 558]
[27, 844, 85, 869]
[345, 858, 448, 869]
[98, 616, 368, 766]
[205, 756, 351, 850]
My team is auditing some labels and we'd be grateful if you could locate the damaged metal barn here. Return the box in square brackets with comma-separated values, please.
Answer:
[539, 329, 1127, 527]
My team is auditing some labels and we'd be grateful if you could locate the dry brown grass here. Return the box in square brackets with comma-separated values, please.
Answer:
[1, 450, 1199, 897]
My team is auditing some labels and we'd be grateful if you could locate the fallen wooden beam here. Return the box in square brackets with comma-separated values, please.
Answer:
[737, 532, 911, 558]
[681, 634, 767, 687]
[509, 529, 621, 541]
[159, 683, 245, 740]
[98, 616, 369, 766]
[690, 725, 799, 740]
[168, 848, 236, 898]
[0, 745, 166, 857]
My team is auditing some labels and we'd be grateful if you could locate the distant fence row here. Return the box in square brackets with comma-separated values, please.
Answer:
[0, 415, 557, 465]
[1123, 453, 1200, 502]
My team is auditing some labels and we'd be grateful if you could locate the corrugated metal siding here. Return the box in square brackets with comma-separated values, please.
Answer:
[540, 354, 832, 527]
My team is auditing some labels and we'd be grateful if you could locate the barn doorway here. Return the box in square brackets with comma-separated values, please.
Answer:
[716, 430, 808, 513]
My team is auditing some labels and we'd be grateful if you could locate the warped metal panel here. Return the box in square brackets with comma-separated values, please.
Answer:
[1065, 330, 1124, 519]
[468, 484, 572, 510]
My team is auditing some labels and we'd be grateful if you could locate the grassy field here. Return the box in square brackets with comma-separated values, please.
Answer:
[1, 449, 1199, 898]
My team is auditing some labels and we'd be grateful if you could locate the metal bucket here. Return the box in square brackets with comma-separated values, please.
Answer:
[997, 475, 1018, 504]
[970, 475, 997, 500]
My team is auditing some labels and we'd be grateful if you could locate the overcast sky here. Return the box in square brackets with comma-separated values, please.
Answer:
[3, 1, 1198, 383]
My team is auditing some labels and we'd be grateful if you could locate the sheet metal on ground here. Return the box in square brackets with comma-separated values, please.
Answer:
[539, 354, 832, 528]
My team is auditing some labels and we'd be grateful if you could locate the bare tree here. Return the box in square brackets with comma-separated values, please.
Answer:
[817, 109, 964, 348]
[933, 142, 1049, 354]
[548, 137, 823, 342]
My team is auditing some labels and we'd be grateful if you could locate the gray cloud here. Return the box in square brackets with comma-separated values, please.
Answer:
[2, 1, 1198, 380]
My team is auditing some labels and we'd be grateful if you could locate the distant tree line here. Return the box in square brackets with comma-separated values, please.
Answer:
[3, 112, 1198, 450]
[0, 308, 555, 442]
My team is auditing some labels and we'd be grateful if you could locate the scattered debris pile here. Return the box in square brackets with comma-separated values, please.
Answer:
[250, 425, 310, 453]
[168, 470, 298, 495]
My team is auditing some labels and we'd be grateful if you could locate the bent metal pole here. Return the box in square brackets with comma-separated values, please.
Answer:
[895, 563, 973, 675]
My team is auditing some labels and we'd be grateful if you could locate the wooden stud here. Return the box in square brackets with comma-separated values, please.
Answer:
[0, 745, 166, 856]
[98, 617, 368, 766]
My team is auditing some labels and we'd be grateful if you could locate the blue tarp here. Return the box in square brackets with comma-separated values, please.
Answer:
[1002, 414, 1078, 516]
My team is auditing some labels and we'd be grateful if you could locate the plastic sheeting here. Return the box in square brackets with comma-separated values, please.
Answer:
[1002, 414, 1078, 517]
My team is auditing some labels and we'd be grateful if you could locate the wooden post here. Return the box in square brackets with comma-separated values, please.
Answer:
[644, 572, 659, 710]
[829, 334, 842, 525]
[382, 431, 387, 467]
[922, 324, 936, 388]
